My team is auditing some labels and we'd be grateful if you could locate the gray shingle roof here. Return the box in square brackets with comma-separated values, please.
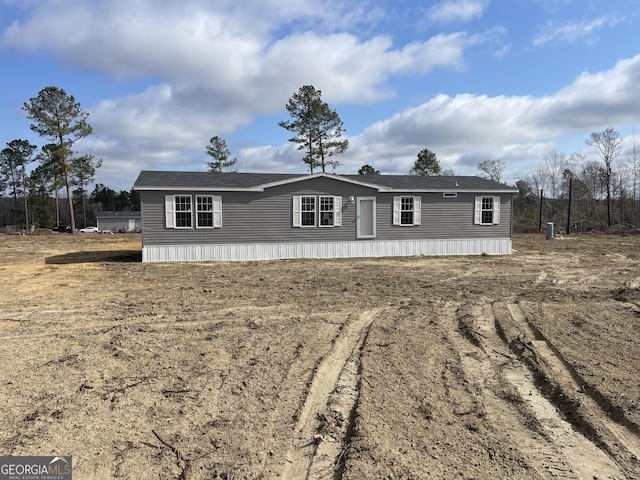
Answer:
[133, 171, 517, 192]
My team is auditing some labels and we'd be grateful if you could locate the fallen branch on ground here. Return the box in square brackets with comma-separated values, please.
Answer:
[152, 429, 191, 480]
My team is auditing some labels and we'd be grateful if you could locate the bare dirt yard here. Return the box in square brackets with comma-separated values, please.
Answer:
[0, 232, 639, 479]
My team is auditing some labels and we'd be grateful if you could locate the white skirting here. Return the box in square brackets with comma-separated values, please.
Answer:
[142, 238, 513, 262]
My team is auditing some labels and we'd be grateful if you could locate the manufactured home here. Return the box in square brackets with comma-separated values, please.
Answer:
[133, 171, 518, 262]
[96, 211, 142, 233]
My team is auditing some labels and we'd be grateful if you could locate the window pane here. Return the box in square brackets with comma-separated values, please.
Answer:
[401, 211, 413, 225]
[175, 196, 192, 227]
[176, 212, 191, 227]
[175, 196, 191, 211]
[320, 212, 333, 226]
[481, 197, 493, 224]
[320, 197, 333, 211]
[301, 196, 315, 226]
[197, 196, 213, 211]
[320, 196, 334, 226]
[302, 197, 315, 211]
[302, 212, 315, 226]
[198, 212, 213, 227]
[400, 196, 414, 224]
[196, 196, 214, 227]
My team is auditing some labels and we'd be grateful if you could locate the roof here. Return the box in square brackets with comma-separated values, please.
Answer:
[133, 171, 518, 193]
[96, 211, 142, 218]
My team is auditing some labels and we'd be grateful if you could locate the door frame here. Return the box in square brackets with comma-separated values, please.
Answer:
[356, 197, 376, 239]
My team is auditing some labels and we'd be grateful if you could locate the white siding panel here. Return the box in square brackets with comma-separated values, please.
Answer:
[142, 238, 512, 262]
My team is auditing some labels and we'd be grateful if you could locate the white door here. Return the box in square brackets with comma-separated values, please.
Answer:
[357, 197, 376, 239]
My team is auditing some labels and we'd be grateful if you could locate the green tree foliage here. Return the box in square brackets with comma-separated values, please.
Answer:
[477, 158, 506, 183]
[410, 148, 441, 176]
[91, 183, 117, 212]
[205, 136, 237, 172]
[279, 85, 348, 173]
[28, 164, 56, 228]
[115, 190, 130, 211]
[35, 144, 67, 227]
[1, 139, 37, 226]
[128, 188, 141, 211]
[513, 179, 538, 232]
[358, 164, 380, 175]
[23, 86, 95, 232]
[586, 127, 622, 227]
[90, 184, 138, 213]
[72, 154, 102, 227]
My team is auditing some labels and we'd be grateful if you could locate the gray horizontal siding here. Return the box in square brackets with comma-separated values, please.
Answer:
[140, 176, 512, 247]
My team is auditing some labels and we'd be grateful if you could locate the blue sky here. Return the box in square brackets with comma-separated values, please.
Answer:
[2, 0, 640, 191]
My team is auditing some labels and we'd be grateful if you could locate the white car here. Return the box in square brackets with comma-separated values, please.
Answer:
[79, 226, 99, 233]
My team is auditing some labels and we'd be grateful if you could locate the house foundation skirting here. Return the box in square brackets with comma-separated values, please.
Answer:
[142, 238, 513, 262]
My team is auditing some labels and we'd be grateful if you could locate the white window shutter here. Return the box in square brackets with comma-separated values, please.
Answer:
[292, 196, 301, 227]
[334, 196, 342, 227]
[213, 196, 222, 228]
[493, 196, 500, 224]
[413, 196, 421, 225]
[165, 195, 175, 228]
[393, 196, 401, 225]
[474, 196, 482, 225]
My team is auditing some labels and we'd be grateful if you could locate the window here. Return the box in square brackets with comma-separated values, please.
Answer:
[443, 192, 458, 198]
[301, 196, 316, 226]
[292, 196, 342, 228]
[165, 195, 222, 229]
[474, 196, 500, 225]
[175, 195, 192, 228]
[400, 197, 414, 225]
[197, 195, 213, 227]
[320, 196, 334, 226]
[481, 197, 493, 224]
[393, 196, 421, 226]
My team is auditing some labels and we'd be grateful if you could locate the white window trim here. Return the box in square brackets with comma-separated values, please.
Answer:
[474, 196, 501, 225]
[319, 195, 342, 228]
[299, 195, 316, 228]
[165, 194, 193, 229]
[195, 195, 222, 229]
[293, 196, 342, 228]
[393, 196, 421, 226]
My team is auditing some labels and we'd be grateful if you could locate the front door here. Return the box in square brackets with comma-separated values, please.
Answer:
[357, 197, 376, 239]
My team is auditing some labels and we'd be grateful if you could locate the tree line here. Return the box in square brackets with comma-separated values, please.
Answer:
[0, 86, 140, 231]
[3, 84, 638, 233]
[1, 86, 100, 231]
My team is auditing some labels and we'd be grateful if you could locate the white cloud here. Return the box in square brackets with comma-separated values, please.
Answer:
[234, 53, 640, 181]
[1, 1, 482, 109]
[427, 0, 488, 24]
[533, 15, 624, 46]
[4, 0, 638, 191]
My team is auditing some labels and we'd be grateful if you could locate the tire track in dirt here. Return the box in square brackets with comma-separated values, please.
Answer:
[281, 309, 379, 480]
[448, 301, 580, 478]
[500, 302, 640, 476]
[453, 298, 640, 478]
[0, 304, 299, 340]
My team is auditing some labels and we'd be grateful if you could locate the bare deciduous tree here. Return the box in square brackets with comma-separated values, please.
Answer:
[586, 127, 622, 226]
[477, 158, 506, 183]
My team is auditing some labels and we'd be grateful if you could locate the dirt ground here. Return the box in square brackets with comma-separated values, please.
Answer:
[0, 232, 639, 479]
